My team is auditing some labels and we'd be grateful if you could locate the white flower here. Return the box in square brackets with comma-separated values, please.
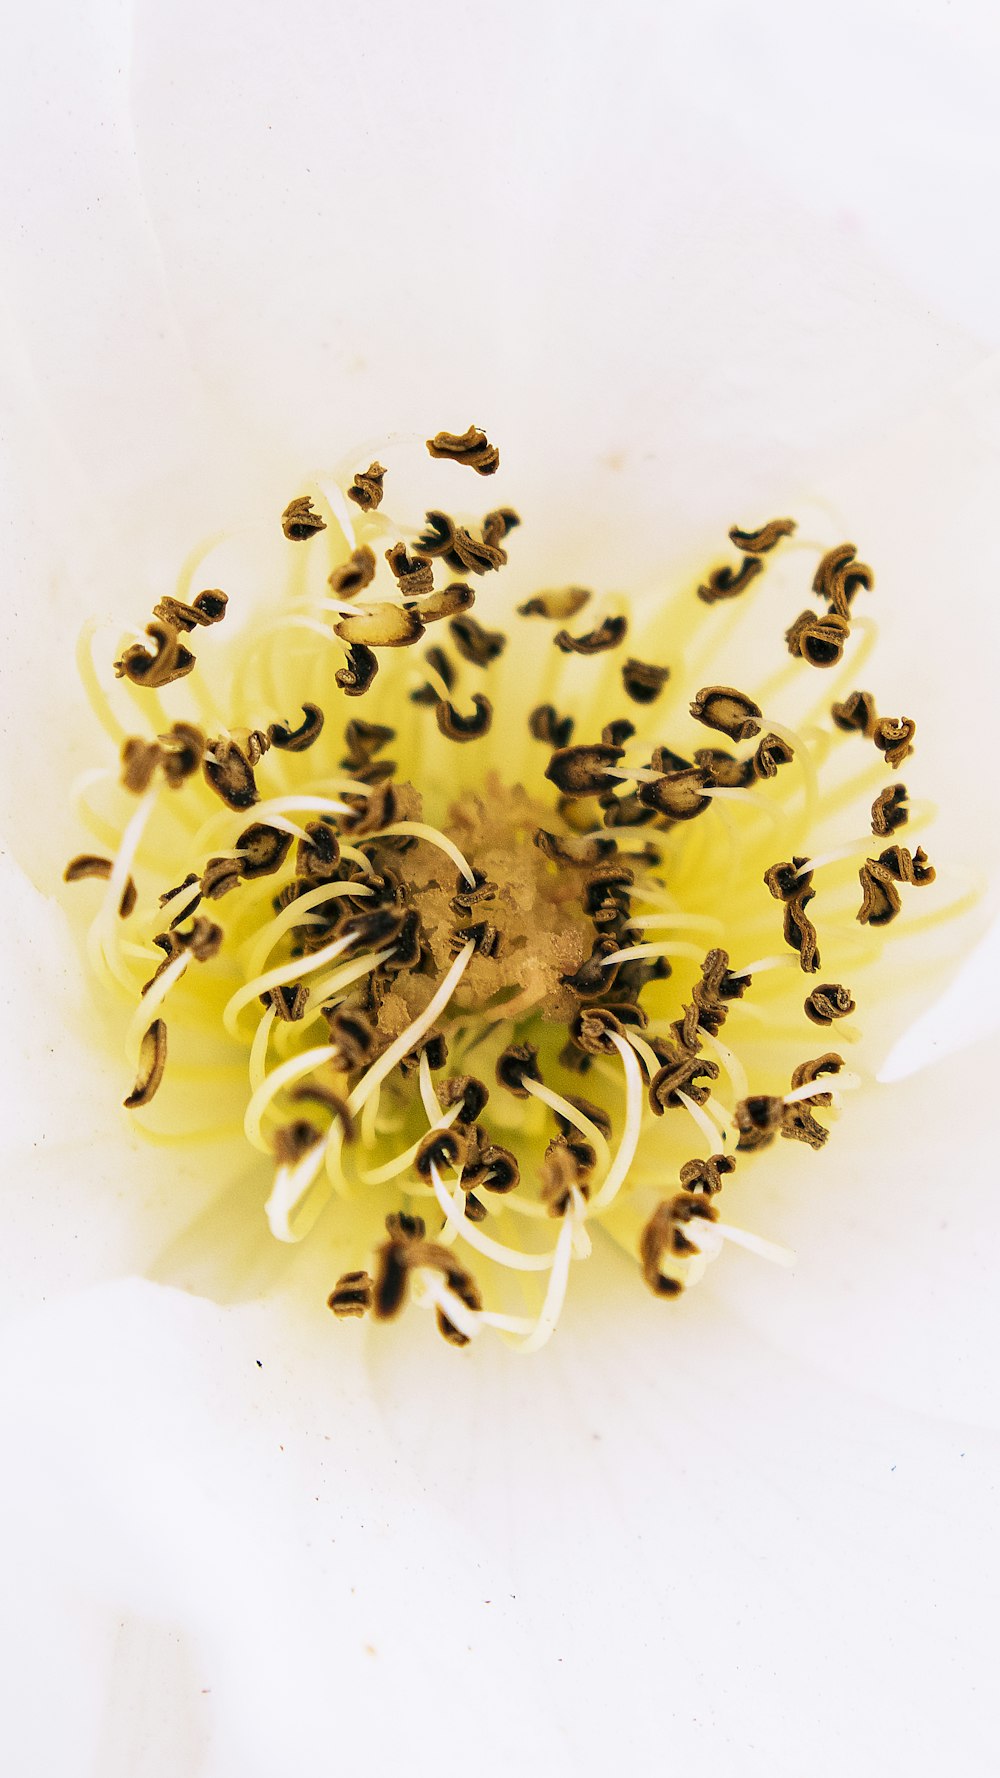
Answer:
[2, 5, 999, 1774]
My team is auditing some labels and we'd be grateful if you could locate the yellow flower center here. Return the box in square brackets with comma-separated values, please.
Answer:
[64, 425, 943, 1351]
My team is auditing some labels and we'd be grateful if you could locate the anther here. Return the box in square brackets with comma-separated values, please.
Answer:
[518, 586, 591, 620]
[347, 462, 386, 511]
[327, 1272, 374, 1318]
[328, 546, 377, 597]
[124, 1019, 168, 1108]
[335, 642, 379, 696]
[621, 657, 670, 704]
[268, 703, 325, 752]
[435, 694, 493, 741]
[426, 424, 500, 475]
[804, 984, 856, 1025]
[727, 518, 796, 554]
[554, 616, 628, 655]
[697, 558, 763, 604]
[872, 716, 916, 768]
[689, 686, 762, 742]
[281, 495, 326, 540]
[785, 610, 851, 668]
[496, 1042, 542, 1098]
[448, 613, 506, 666]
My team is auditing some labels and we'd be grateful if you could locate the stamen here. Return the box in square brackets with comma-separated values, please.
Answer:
[517, 1201, 579, 1354]
[359, 1105, 462, 1185]
[429, 1162, 560, 1271]
[125, 951, 189, 1060]
[222, 930, 360, 1038]
[244, 1043, 341, 1152]
[347, 941, 476, 1117]
[370, 820, 477, 886]
[675, 1088, 725, 1154]
[242, 880, 374, 981]
[728, 954, 799, 980]
[520, 1077, 612, 1172]
[600, 939, 710, 968]
[587, 1034, 644, 1214]
[783, 1072, 861, 1106]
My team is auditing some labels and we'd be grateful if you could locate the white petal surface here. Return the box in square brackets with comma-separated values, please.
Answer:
[2, 4, 1000, 1776]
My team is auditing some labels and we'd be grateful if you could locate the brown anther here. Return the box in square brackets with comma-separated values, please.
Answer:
[156, 721, 206, 788]
[124, 1019, 168, 1108]
[335, 643, 379, 697]
[553, 615, 628, 655]
[335, 603, 426, 650]
[242, 729, 272, 767]
[640, 1194, 717, 1294]
[152, 589, 228, 632]
[727, 518, 796, 555]
[697, 557, 764, 604]
[373, 1235, 482, 1345]
[878, 844, 935, 886]
[465, 1141, 520, 1195]
[785, 609, 851, 668]
[753, 733, 795, 780]
[121, 736, 163, 794]
[327, 1272, 373, 1318]
[237, 822, 294, 879]
[812, 542, 874, 619]
[832, 689, 878, 735]
[451, 921, 503, 959]
[63, 853, 106, 883]
[482, 507, 520, 545]
[448, 613, 506, 666]
[873, 716, 916, 769]
[435, 694, 493, 742]
[269, 1119, 323, 1165]
[287, 1081, 356, 1143]
[385, 1213, 426, 1241]
[328, 546, 377, 598]
[200, 855, 243, 900]
[464, 1195, 487, 1223]
[399, 1028, 448, 1076]
[443, 526, 507, 576]
[426, 424, 499, 475]
[414, 1127, 469, 1181]
[496, 1042, 541, 1098]
[790, 1052, 843, 1099]
[622, 657, 670, 705]
[262, 982, 308, 1022]
[648, 745, 694, 775]
[783, 893, 821, 972]
[583, 861, 634, 920]
[857, 860, 901, 926]
[871, 784, 909, 837]
[410, 582, 476, 623]
[764, 857, 813, 901]
[415, 510, 459, 557]
[534, 829, 614, 868]
[518, 586, 591, 620]
[545, 742, 625, 798]
[342, 719, 395, 765]
[410, 643, 454, 704]
[268, 703, 325, 752]
[341, 780, 400, 837]
[679, 1153, 736, 1196]
[689, 686, 762, 742]
[734, 1094, 784, 1151]
[318, 1005, 375, 1069]
[648, 1043, 719, 1114]
[601, 719, 636, 749]
[450, 868, 497, 915]
[637, 768, 711, 822]
[114, 622, 196, 689]
[438, 1075, 490, 1123]
[804, 984, 856, 1025]
[562, 934, 621, 998]
[346, 462, 386, 511]
[281, 495, 326, 540]
[529, 704, 575, 748]
[694, 747, 756, 789]
[204, 737, 260, 812]
[540, 1144, 588, 1218]
[296, 821, 341, 881]
[571, 1007, 629, 1057]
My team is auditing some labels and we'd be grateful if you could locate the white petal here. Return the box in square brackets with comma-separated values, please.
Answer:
[1, 5, 999, 1774]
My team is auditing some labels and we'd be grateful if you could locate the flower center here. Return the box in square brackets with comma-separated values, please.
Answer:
[63, 424, 943, 1351]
